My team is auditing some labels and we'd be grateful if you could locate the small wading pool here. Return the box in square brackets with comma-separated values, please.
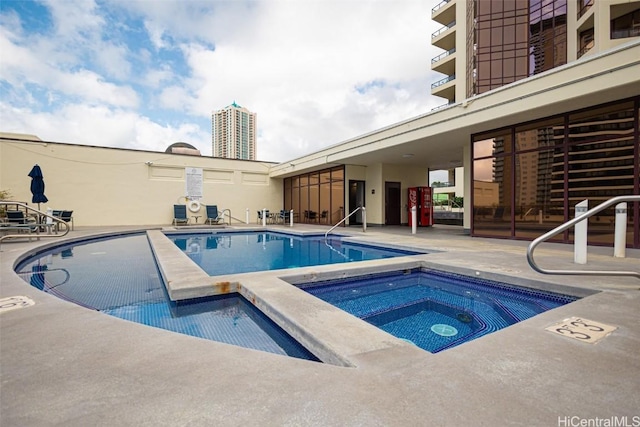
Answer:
[15, 233, 318, 361]
[299, 269, 579, 353]
[166, 231, 425, 275]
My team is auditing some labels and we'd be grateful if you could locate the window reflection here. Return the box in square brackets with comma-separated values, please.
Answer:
[472, 99, 638, 246]
[468, 0, 566, 97]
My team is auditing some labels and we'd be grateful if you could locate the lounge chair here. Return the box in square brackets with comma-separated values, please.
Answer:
[173, 205, 190, 226]
[3, 210, 38, 239]
[205, 205, 223, 225]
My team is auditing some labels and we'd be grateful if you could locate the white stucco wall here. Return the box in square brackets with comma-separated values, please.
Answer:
[0, 138, 281, 226]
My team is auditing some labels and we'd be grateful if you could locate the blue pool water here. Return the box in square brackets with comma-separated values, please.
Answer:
[166, 231, 424, 276]
[300, 269, 578, 353]
[15, 233, 318, 361]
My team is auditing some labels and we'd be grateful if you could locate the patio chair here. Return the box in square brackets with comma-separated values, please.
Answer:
[304, 210, 317, 222]
[320, 210, 328, 223]
[205, 205, 223, 225]
[278, 209, 290, 224]
[59, 210, 74, 231]
[173, 205, 190, 226]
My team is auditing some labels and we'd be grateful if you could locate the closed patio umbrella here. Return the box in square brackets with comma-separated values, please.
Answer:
[28, 164, 48, 209]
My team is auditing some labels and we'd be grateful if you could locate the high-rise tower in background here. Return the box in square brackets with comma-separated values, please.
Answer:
[212, 102, 256, 160]
[430, 0, 638, 105]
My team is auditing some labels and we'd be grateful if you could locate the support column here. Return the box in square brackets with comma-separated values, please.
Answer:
[614, 202, 627, 258]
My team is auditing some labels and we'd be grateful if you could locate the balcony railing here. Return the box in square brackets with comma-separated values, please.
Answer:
[431, 47, 456, 64]
[577, 0, 593, 20]
[432, 0, 451, 15]
[431, 74, 456, 89]
[431, 20, 456, 39]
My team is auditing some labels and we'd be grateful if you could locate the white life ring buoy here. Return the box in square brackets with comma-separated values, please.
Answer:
[188, 200, 201, 212]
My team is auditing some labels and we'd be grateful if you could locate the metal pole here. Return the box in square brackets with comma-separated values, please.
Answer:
[614, 202, 627, 258]
[574, 200, 588, 264]
[245, 208, 249, 225]
[262, 208, 267, 227]
[411, 206, 417, 235]
[362, 207, 366, 232]
[290, 210, 294, 227]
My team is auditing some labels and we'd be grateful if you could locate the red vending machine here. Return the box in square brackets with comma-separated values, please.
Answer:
[408, 186, 433, 227]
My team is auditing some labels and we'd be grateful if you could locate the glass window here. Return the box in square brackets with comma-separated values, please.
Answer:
[568, 102, 634, 145]
[291, 185, 300, 219]
[284, 178, 292, 211]
[309, 173, 319, 186]
[285, 167, 344, 224]
[514, 149, 565, 239]
[611, 8, 640, 39]
[319, 171, 331, 224]
[473, 156, 513, 237]
[515, 117, 564, 151]
[472, 97, 638, 247]
[309, 184, 319, 223]
[331, 167, 344, 181]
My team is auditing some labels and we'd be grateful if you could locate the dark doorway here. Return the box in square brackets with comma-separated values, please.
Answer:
[348, 180, 365, 225]
[385, 182, 401, 225]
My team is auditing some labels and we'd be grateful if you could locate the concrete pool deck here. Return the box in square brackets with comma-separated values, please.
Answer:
[1, 224, 639, 426]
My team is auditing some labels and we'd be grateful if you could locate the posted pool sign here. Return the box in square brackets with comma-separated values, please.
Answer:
[185, 167, 203, 199]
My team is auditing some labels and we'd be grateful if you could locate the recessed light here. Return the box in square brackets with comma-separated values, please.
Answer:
[402, 154, 414, 158]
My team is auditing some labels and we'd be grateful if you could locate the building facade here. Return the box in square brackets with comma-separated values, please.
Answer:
[212, 102, 256, 160]
[428, 0, 640, 246]
[431, 0, 640, 104]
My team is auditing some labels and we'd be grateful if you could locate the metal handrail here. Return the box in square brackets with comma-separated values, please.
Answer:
[431, 20, 456, 39]
[1, 202, 71, 246]
[219, 208, 233, 225]
[21, 267, 71, 289]
[526, 195, 640, 279]
[431, 74, 456, 89]
[431, 47, 456, 64]
[432, 0, 451, 14]
[325, 206, 366, 239]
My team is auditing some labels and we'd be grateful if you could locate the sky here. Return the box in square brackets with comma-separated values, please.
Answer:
[0, 0, 444, 163]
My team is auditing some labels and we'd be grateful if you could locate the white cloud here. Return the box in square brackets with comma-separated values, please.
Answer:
[0, 102, 211, 155]
[1, 0, 445, 162]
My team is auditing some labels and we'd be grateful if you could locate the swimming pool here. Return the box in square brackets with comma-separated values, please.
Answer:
[166, 231, 424, 276]
[15, 233, 318, 361]
[299, 269, 578, 353]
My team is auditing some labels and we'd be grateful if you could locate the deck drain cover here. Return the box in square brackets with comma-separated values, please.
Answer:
[0, 296, 35, 314]
[431, 324, 458, 337]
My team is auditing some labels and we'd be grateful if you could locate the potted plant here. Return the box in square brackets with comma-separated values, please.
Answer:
[0, 189, 13, 218]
